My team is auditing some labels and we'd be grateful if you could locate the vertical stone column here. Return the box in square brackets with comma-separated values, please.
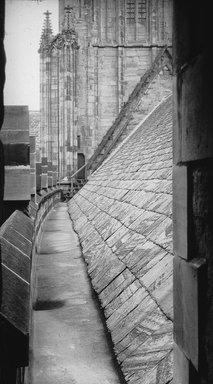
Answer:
[150, 0, 157, 45]
[42, 53, 50, 189]
[93, 0, 101, 44]
[37, 53, 44, 192]
[72, 45, 77, 175]
[50, 48, 58, 186]
[30, 136, 36, 196]
[173, 1, 213, 383]
[62, 44, 68, 179]
[94, 46, 99, 149]
[57, 5, 79, 180]
[39, 11, 53, 190]
[157, 0, 164, 43]
[117, 47, 124, 112]
[43, 53, 49, 160]
[66, 45, 72, 178]
[105, 0, 108, 42]
[58, 46, 65, 179]
[47, 54, 53, 188]
[40, 53, 44, 158]
[117, 0, 124, 113]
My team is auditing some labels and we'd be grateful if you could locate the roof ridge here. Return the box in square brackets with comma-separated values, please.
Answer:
[89, 94, 172, 178]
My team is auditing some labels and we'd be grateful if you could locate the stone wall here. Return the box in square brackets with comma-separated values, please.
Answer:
[173, 1, 213, 383]
[62, 0, 173, 160]
[87, 47, 172, 173]
[68, 96, 173, 384]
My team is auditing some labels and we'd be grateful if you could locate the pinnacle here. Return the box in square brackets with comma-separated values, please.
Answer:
[62, 5, 75, 32]
[41, 10, 53, 37]
[39, 10, 53, 51]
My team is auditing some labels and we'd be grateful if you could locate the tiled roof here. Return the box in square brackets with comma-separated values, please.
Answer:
[68, 95, 173, 384]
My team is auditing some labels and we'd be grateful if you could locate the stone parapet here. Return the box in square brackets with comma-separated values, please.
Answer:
[0, 187, 62, 380]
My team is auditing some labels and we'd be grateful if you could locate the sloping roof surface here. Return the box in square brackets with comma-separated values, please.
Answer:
[68, 95, 173, 384]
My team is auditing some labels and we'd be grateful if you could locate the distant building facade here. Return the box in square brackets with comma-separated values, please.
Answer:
[39, 0, 172, 183]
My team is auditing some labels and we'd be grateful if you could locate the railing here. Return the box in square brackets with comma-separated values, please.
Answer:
[70, 163, 88, 181]
[31, 188, 62, 242]
[59, 165, 88, 200]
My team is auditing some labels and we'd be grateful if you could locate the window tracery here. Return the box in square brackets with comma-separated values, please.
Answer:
[126, 0, 147, 25]
[138, 0, 146, 23]
[126, 0, 135, 23]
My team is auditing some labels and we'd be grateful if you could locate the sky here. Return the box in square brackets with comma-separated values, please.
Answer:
[4, 0, 59, 111]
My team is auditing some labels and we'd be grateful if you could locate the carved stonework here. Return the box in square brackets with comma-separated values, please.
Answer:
[40, 6, 79, 53]
[50, 31, 79, 51]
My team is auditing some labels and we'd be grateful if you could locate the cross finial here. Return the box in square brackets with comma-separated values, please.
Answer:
[64, 5, 72, 13]
[44, 10, 51, 18]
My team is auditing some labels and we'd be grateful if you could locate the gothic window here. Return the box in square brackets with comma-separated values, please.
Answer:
[126, 0, 135, 24]
[138, 0, 146, 23]
[126, 1, 147, 25]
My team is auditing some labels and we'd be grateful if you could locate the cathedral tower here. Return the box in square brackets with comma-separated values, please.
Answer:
[40, 0, 172, 183]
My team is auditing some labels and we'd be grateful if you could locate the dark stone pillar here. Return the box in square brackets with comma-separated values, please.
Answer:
[173, 1, 213, 383]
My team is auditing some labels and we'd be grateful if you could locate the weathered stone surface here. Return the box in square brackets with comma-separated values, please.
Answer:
[174, 256, 206, 370]
[68, 96, 173, 383]
[174, 55, 213, 164]
[173, 342, 199, 384]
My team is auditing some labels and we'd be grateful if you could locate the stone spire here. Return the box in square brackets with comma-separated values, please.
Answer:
[39, 10, 53, 52]
[62, 5, 75, 33]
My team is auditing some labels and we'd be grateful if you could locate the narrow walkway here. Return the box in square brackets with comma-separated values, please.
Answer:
[30, 202, 122, 384]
